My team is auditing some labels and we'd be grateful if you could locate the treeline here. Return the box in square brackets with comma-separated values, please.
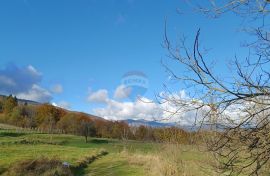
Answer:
[0, 95, 192, 144]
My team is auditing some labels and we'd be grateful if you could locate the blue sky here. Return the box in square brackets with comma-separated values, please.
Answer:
[0, 0, 254, 121]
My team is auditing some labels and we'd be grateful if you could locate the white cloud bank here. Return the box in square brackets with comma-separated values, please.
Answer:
[16, 84, 52, 103]
[87, 89, 109, 103]
[0, 64, 52, 103]
[93, 97, 162, 121]
[88, 86, 250, 126]
[113, 85, 130, 99]
[88, 88, 205, 125]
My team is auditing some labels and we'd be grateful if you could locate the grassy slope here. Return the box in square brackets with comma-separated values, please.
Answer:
[0, 128, 150, 175]
[84, 154, 144, 176]
[0, 124, 215, 176]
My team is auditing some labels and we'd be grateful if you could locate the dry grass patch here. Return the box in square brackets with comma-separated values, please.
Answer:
[3, 157, 73, 176]
[121, 144, 217, 176]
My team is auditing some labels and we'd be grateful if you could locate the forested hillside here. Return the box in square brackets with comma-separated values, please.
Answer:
[0, 95, 192, 144]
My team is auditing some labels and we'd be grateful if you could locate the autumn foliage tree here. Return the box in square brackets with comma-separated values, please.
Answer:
[36, 104, 66, 132]
[57, 113, 78, 134]
[0, 95, 193, 145]
[3, 95, 18, 114]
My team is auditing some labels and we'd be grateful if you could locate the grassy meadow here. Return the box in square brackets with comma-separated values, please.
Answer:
[0, 123, 216, 176]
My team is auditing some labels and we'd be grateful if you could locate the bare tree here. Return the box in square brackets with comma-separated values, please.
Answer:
[80, 120, 96, 143]
[162, 1, 270, 175]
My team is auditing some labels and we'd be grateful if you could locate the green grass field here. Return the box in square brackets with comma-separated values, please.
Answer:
[0, 124, 216, 176]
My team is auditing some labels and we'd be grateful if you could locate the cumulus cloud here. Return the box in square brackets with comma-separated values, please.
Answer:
[87, 89, 109, 103]
[0, 63, 42, 94]
[159, 99, 209, 125]
[16, 84, 52, 103]
[88, 87, 162, 121]
[89, 86, 248, 126]
[0, 63, 52, 103]
[92, 96, 202, 125]
[113, 85, 131, 99]
[88, 87, 183, 122]
[90, 88, 213, 125]
[93, 97, 162, 121]
[51, 84, 63, 94]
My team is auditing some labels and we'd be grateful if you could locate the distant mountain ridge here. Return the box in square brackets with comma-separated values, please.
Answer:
[124, 119, 176, 128]
[0, 94, 40, 106]
[124, 119, 226, 131]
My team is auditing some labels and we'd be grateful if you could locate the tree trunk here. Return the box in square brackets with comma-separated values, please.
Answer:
[85, 135, 88, 143]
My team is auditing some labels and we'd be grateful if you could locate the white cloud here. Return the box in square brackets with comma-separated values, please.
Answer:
[87, 89, 109, 103]
[113, 85, 131, 99]
[16, 84, 52, 103]
[93, 96, 210, 125]
[27, 65, 42, 76]
[89, 87, 247, 126]
[51, 84, 63, 94]
[93, 97, 162, 121]
[52, 101, 71, 109]
[0, 75, 16, 87]
[89, 88, 186, 122]
[0, 64, 55, 103]
[0, 64, 42, 94]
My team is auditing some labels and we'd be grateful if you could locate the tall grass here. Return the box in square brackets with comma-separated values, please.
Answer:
[121, 144, 218, 176]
